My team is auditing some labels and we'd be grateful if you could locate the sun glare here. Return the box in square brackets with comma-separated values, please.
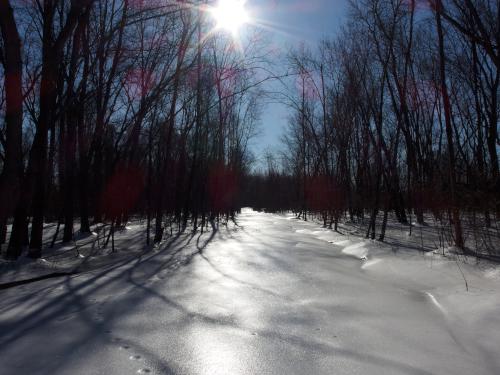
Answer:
[210, 0, 249, 35]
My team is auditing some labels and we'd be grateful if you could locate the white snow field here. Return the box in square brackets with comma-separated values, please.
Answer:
[1, 208, 499, 375]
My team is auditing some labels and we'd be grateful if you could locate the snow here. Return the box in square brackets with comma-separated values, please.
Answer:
[0, 223, 149, 284]
[341, 242, 368, 259]
[0, 209, 499, 374]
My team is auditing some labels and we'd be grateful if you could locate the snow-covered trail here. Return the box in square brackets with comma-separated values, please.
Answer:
[1, 209, 499, 375]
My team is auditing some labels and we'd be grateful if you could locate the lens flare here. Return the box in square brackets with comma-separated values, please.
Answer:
[210, 0, 249, 35]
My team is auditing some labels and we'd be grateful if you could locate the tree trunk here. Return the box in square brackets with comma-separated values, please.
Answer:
[0, 0, 23, 258]
[435, 0, 464, 249]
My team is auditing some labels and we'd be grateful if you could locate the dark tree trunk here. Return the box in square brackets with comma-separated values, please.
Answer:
[0, 0, 23, 258]
[28, 51, 57, 257]
[379, 209, 389, 242]
[435, 0, 464, 249]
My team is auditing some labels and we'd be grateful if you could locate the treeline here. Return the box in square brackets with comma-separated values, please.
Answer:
[0, 0, 267, 259]
[242, 152, 297, 212]
[259, 0, 499, 249]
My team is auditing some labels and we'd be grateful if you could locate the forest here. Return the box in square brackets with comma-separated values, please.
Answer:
[248, 0, 500, 256]
[0, 0, 271, 260]
[1, 1, 500, 374]
[0, 0, 499, 260]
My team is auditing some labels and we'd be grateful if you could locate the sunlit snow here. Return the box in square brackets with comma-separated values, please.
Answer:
[1, 209, 499, 374]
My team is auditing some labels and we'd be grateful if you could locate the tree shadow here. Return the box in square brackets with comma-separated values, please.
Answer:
[0, 225, 220, 348]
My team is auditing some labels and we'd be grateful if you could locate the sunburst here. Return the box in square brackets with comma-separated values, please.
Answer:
[210, 0, 250, 35]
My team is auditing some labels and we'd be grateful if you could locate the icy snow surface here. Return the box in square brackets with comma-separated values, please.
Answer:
[1, 209, 499, 374]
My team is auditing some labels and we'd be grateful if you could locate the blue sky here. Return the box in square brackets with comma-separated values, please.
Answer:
[244, 0, 349, 163]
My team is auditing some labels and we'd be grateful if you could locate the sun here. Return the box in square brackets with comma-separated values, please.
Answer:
[210, 0, 249, 35]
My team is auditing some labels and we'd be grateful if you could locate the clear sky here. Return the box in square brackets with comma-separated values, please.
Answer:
[244, 0, 349, 164]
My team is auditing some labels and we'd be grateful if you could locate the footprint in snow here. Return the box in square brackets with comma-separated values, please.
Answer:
[129, 355, 141, 360]
[137, 369, 151, 374]
[120, 345, 131, 350]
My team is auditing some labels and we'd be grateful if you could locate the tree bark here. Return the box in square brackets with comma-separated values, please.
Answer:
[0, 0, 24, 258]
[435, 0, 464, 249]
